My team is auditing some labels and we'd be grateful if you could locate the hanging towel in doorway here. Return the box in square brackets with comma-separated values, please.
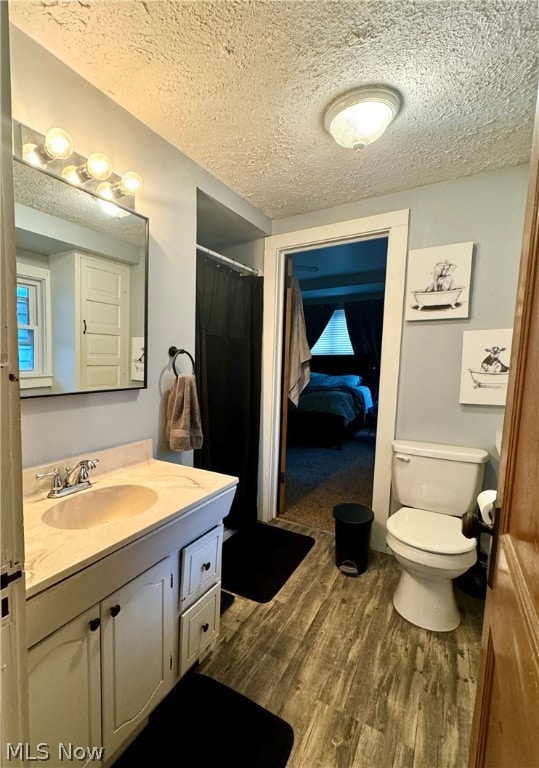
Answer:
[288, 276, 311, 406]
[166, 374, 203, 451]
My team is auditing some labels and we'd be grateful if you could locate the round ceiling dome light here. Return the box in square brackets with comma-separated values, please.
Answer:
[324, 86, 401, 151]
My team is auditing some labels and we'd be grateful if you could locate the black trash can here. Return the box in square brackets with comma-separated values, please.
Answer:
[333, 503, 374, 576]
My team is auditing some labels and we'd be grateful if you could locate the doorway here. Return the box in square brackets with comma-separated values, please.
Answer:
[260, 209, 410, 552]
[280, 237, 388, 532]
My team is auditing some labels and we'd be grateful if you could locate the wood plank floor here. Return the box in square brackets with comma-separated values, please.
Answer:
[199, 519, 485, 768]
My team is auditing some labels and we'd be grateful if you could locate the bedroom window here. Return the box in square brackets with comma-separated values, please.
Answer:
[311, 308, 354, 355]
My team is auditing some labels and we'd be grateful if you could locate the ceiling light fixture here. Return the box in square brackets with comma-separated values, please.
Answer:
[324, 86, 401, 151]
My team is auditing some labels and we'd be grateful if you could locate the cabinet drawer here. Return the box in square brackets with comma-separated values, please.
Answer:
[180, 524, 223, 610]
[179, 582, 220, 676]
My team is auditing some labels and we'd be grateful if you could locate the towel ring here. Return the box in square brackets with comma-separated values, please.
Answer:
[169, 346, 195, 376]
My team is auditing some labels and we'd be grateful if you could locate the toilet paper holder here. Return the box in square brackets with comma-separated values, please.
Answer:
[462, 490, 498, 539]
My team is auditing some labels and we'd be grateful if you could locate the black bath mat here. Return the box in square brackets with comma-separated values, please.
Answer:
[112, 671, 294, 768]
[221, 522, 315, 603]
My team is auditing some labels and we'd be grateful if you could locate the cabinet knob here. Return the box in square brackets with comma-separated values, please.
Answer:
[110, 604, 121, 618]
[201, 623, 209, 633]
[202, 561, 211, 571]
[89, 618, 100, 632]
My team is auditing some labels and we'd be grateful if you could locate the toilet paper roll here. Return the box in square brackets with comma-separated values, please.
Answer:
[477, 489, 497, 524]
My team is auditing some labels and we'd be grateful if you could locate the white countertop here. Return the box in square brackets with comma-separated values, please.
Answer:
[23, 440, 238, 598]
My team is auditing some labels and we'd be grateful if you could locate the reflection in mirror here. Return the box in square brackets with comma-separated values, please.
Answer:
[13, 158, 148, 398]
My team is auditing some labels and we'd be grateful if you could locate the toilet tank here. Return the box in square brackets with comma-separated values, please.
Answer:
[392, 440, 489, 517]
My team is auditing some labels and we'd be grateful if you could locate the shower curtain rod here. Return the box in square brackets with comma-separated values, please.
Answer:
[196, 243, 258, 276]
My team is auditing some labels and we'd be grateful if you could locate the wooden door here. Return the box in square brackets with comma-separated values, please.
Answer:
[468, 89, 539, 767]
[277, 255, 295, 515]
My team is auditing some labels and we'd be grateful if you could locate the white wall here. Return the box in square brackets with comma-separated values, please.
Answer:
[10, 26, 271, 469]
[273, 166, 530, 487]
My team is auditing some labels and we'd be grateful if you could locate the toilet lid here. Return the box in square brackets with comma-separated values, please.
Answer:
[387, 508, 476, 555]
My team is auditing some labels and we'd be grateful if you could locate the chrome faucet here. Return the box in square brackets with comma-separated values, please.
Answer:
[64, 459, 99, 488]
[36, 458, 100, 498]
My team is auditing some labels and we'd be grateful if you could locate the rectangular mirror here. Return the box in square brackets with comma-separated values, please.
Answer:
[13, 158, 148, 398]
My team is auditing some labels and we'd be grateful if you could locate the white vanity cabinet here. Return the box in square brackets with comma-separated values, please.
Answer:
[24, 443, 237, 766]
[28, 557, 175, 765]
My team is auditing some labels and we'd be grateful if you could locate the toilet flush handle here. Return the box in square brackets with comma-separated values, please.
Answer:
[395, 454, 410, 463]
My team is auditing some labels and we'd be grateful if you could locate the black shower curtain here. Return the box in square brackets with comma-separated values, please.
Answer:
[194, 256, 263, 530]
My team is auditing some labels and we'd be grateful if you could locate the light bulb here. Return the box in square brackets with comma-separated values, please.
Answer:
[96, 181, 114, 200]
[119, 171, 144, 196]
[61, 165, 82, 185]
[86, 152, 112, 181]
[43, 127, 74, 160]
[22, 143, 41, 166]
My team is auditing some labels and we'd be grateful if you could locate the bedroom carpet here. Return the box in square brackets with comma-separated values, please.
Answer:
[112, 671, 294, 768]
[281, 428, 375, 533]
[221, 522, 315, 603]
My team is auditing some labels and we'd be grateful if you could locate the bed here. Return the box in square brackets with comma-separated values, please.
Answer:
[287, 372, 374, 449]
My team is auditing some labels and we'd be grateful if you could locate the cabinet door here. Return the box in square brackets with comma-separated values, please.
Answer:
[28, 606, 102, 767]
[101, 557, 175, 758]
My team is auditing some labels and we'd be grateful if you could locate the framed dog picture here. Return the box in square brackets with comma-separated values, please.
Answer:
[405, 242, 473, 321]
[459, 328, 513, 406]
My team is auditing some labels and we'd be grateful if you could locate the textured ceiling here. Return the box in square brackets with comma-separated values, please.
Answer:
[9, 0, 539, 220]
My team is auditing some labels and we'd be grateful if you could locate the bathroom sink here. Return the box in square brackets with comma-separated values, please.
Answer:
[42, 484, 159, 530]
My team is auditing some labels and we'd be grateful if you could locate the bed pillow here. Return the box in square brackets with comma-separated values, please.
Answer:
[324, 374, 362, 388]
[308, 372, 329, 386]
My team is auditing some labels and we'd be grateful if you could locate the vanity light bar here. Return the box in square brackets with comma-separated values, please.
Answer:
[16, 122, 143, 200]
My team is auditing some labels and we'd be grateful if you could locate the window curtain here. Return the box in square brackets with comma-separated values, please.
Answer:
[303, 303, 338, 350]
[195, 256, 263, 530]
[344, 300, 384, 400]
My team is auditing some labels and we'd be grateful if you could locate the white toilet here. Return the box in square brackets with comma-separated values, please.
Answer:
[386, 439, 489, 632]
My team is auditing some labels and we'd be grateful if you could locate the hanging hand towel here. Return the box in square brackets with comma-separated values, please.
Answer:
[166, 374, 204, 451]
[288, 276, 311, 406]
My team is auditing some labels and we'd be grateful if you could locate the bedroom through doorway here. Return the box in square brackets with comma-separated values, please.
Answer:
[279, 236, 388, 533]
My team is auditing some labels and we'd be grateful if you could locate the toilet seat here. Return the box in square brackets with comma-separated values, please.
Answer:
[387, 507, 476, 555]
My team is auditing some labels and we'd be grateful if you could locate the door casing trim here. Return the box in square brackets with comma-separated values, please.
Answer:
[259, 209, 410, 551]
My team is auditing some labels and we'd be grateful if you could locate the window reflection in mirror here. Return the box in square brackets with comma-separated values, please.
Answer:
[13, 158, 148, 398]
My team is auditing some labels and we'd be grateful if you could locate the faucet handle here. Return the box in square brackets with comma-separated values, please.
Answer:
[78, 458, 100, 482]
[35, 468, 63, 490]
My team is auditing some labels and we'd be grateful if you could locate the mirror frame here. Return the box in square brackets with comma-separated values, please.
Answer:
[13, 156, 149, 399]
